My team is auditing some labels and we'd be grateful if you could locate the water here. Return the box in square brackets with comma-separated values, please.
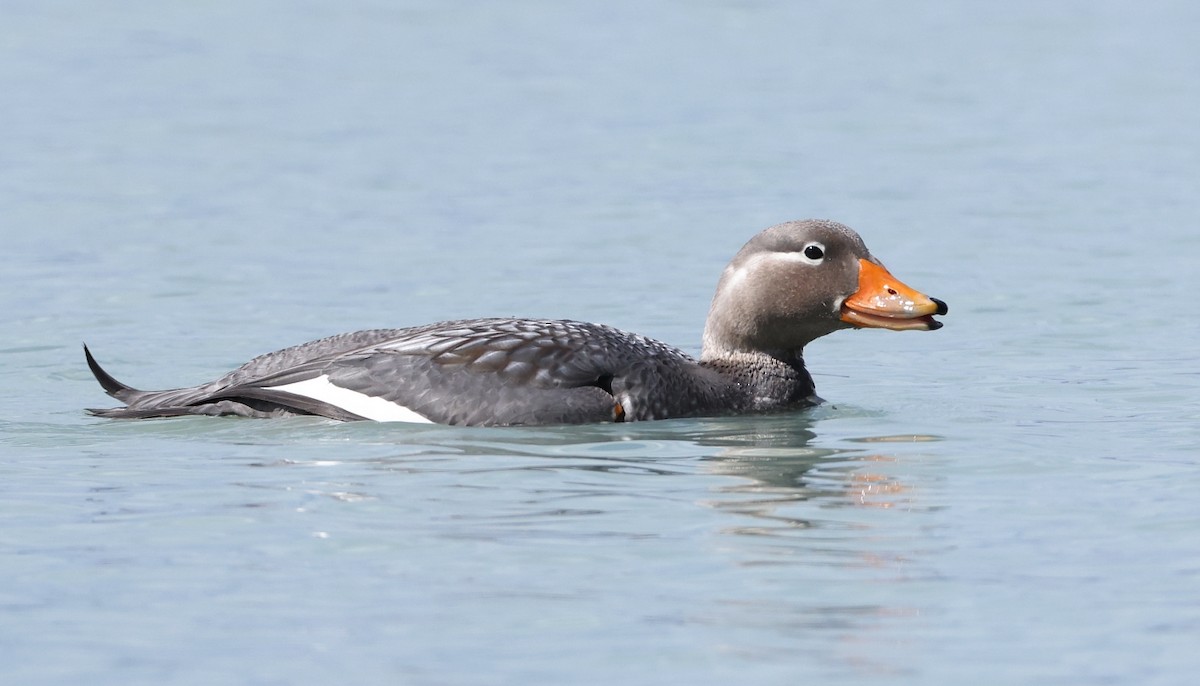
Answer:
[3, 1, 1199, 683]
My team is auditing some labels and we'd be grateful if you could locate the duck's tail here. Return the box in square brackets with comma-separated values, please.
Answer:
[83, 344, 318, 419]
[83, 344, 189, 417]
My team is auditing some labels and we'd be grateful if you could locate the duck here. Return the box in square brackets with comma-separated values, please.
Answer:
[85, 219, 947, 426]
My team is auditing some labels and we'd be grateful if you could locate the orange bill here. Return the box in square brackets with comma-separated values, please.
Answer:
[840, 259, 947, 331]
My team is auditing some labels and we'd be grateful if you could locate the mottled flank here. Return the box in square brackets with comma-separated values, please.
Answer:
[86, 319, 741, 425]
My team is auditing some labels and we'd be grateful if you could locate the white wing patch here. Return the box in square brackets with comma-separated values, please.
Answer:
[267, 375, 434, 423]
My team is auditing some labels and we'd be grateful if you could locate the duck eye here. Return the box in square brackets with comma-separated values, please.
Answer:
[803, 244, 824, 261]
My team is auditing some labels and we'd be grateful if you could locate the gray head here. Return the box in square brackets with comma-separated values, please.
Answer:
[701, 219, 946, 359]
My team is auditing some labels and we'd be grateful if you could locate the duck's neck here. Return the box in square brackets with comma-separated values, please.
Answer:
[698, 346, 817, 412]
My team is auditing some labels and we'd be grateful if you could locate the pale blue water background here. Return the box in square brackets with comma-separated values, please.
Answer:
[2, 1, 1199, 684]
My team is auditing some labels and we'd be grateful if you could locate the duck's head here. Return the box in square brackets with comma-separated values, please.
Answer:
[701, 219, 947, 358]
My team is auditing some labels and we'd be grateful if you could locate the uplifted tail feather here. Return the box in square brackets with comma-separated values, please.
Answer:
[83, 344, 139, 399]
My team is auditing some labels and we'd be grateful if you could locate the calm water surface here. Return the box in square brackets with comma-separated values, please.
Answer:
[2, 1, 1199, 684]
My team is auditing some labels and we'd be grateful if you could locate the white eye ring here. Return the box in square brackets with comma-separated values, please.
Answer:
[799, 241, 825, 265]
